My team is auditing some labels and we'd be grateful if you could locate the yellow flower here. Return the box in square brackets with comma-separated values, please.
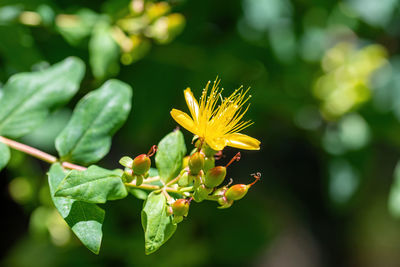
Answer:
[170, 79, 260, 151]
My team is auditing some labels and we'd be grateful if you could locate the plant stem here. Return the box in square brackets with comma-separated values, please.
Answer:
[0, 136, 87, 171]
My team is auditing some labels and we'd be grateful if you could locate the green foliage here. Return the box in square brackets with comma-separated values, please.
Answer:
[0, 57, 84, 138]
[0, 141, 10, 171]
[155, 129, 186, 182]
[55, 165, 127, 203]
[89, 20, 120, 80]
[48, 163, 105, 254]
[141, 192, 177, 255]
[389, 161, 400, 218]
[55, 79, 132, 164]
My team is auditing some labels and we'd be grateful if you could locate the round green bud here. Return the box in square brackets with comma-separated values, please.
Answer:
[122, 169, 134, 183]
[225, 184, 249, 201]
[178, 171, 193, 187]
[203, 157, 215, 173]
[189, 152, 205, 175]
[132, 154, 151, 175]
[172, 199, 190, 217]
[204, 166, 226, 188]
[217, 196, 234, 209]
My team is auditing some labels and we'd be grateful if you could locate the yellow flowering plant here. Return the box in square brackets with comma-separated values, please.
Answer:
[0, 63, 261, 255]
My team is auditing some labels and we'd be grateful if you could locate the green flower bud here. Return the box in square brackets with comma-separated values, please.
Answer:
[122, 168, 134, 183]
[132, 154, 151, 175]
[135, 174, 144, 186]
[189, 152, 204, 175]
[178, 170, 193, 187]
[172, 199, 190, 217]
[204, 166, 226, 188]
[217, 196, 233, 209]
[193, 171, 204, 189]
[203, 156, 215, 173]
[225, 184, 249, 201]
[193, 185, 212, 202]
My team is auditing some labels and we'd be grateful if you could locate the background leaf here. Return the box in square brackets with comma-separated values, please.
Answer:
[89, 21, 120, 80]
[55, 79, 132, 164]
[141, 191, 177, 255]
[0, 57, 85, 138]
[0, 141, 10, 171]
[55, 165, 127, 203]
[155, 129, 186, 182]
[389, 161, 400, 218]
[48, 163, 105, 254]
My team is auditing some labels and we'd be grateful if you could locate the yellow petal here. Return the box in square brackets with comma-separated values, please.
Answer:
[184, 88, 200, 123]
[205, 137, 227, 151]
[225, 133, 260, 150]
[170, 109, 197, 134]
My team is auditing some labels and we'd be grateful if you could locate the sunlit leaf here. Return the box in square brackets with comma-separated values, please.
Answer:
[55, 79, 132, 164]
[55, 165, 127, 203]
[141, 191, 177, 254]
[48, 163, 105, 254]
[0, 57, 84, 138]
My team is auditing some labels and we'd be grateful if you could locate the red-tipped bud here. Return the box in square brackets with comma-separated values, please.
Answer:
[189, 152, 205, 175]
[204, 166, 226, 188]
[172, 199, 190, 217]
[203, 156, 215, 173]
[132, 154, 151, 175]
[225, 184, 249, 201]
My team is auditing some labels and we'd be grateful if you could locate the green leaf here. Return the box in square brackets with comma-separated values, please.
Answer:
[89, 21, 120, 80]
[55, 165, 128, 203]
[0, 57, 85, 138]
[389, 161, 400, 218]
[0, 141, 10, 171]
[55, 79, 132, 164]
[141, 192, 177, 254]
[155, 129, 186, 182]
[48, 163, 105, 254]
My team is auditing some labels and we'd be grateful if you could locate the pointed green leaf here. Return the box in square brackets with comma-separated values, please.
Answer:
[89, 21, 120, 80]
[0, 57, 85, 138]
[141, 191, 177, 254]
[55, 79, 132, 164]
[55, 165, 127, 203]
[48, 163, 104, 254]
[0, 141, 10, 171]
[155, 129, 186, 182]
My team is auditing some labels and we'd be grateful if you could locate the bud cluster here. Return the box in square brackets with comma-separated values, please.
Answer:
[120, 145, 157, 186]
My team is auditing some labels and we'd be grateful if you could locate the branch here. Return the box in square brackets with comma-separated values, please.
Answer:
[0, 136, 87, 171]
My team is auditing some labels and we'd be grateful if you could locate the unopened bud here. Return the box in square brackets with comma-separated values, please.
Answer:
[172, 199, 190, 217]
[178, 170, 193, 187]
[135, 174, 144, 186]
[189, 152, 204, 175]
[225, 184, 249, 201]
[122, 168, 134, 183]
[193, 185, 212, 202]
[132, 154, 151, 175]
[204, 166, 226, 188]
[203, 157, 215, 173]
[217, 196, 233, 209]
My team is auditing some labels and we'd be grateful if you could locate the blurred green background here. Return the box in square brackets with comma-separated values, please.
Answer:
[2, 0, 400, 266]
